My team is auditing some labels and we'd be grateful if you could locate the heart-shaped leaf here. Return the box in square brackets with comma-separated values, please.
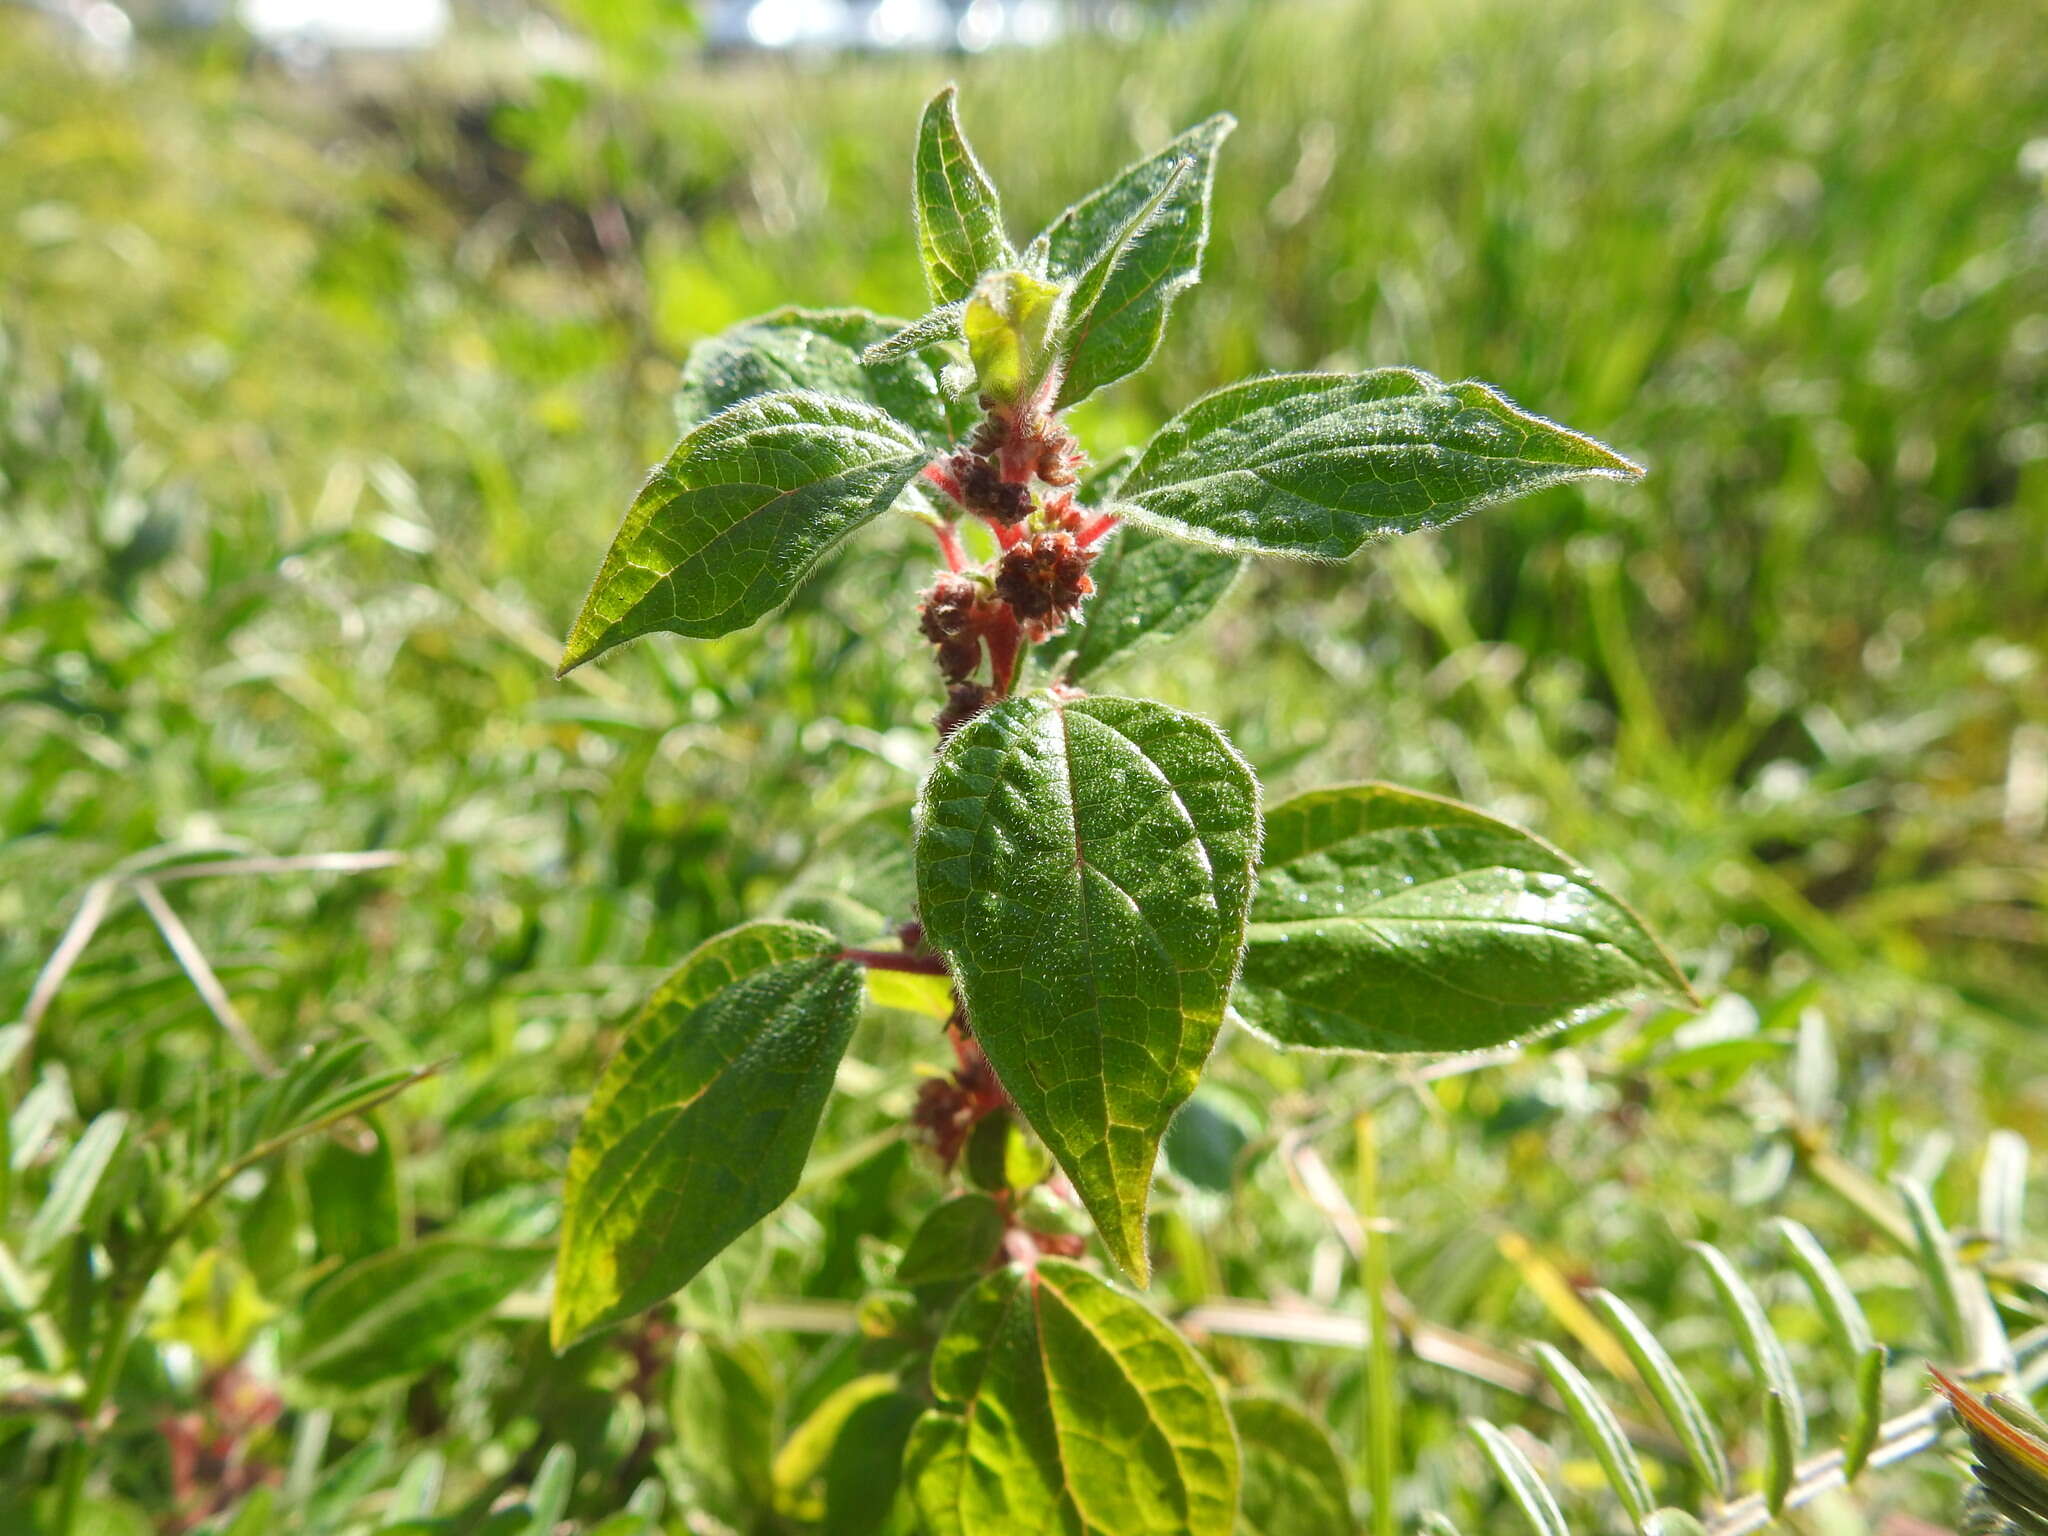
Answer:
[1232, 1395, 1353, 1536]
[1116, 370, 1643, 558]
[904, 1260, 1239, 1536]
[1029, 115, 1235, 408]
[1233, 783, 1692, 1053]
[551, 921, 862, 1348]
[914, 86, 1015, 306]
[558, 392, 929, 672]
[915, 693, 1260, 1281]
[674, 307, 974, 448]
[1043, 526, 1243, 683]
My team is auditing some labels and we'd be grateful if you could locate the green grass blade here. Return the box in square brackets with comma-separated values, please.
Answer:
[1844, 1342, 1886, 1477]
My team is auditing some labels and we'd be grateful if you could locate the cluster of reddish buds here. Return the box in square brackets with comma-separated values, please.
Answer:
[913, 397, 1113, 735]
[995, 529, 1095, 641]
[910, 1015, 1009, 1167]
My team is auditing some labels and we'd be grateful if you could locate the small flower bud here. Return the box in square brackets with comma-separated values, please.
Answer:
[936, 680, 995, 737]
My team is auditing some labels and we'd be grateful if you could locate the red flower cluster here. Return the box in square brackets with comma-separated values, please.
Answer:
[975, 404, 1085, 489]
[942, 449, 1033, 526]
[910, 1024, 1008, 1167]
[994, 530, 1096, 640]
[917, 572, 994, 683]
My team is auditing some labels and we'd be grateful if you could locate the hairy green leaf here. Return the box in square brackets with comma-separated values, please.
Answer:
[914, 86, 1014, 306]
[905, 1261, 1239, 1536]
[551, 921, 862, 1347]
[558, 393, 928, 673]
[1043, 526, 1243, 684]
[863, 301, 967, 366]
[674, 307, 973, 448]
[1232, 1395, 1351, 1536]
[1233, 783, 1690, 1053]
[1030, 116, 1234, 408]
[1116, 370, 1643, 558]
[915, 694, 1260, 1281]
[292, 1239, 549, 1392]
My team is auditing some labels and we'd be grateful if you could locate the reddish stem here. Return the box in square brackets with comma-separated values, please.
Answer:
[1078, 513, 1120, 547]
[839, 948, 950, 975]
[985, 608, 1023, 695]
[985, 516, 1023, 552]
[921, 459, 966, 507]
[930, 519, 968, 573]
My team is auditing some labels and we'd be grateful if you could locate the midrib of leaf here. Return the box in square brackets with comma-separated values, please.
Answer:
[1051, 698, 1219, 1233]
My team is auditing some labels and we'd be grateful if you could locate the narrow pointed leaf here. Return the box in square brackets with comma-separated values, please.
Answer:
[23, 1110, 127, 1263]
[1467, 1420, 1568, 1536]
[1232, 1394, 1352, 1536]
[558, 393, 928, 672]
[1982, 1129, 2029, 1248]
[1589, 1289, 1731, 1498]
[905, 1260, 1239, 1536]
[1772, 1217, 1876, 1365]
[1529, 1342, 1653, 1523]
[292, 1239, 549, 1392]
[1845, 1342, 1885, 1476]
[1896, 1173, 2008, 1372]
[1043, 526, 1243, 684]
[674, 307, 974, 447]
[914, 86, 1014, 305]
[1032, 115, 1235, 408]
[1233, 783, 1691, 1053]
[1763, 1391, 1797, 1513]
[551, 921, 862, 1347]
[1688, 1240, 1807, 1451]
[1116, 370, 1644, 559]
[863, 302, 966, 366]
[914, 693, 1260, 1281]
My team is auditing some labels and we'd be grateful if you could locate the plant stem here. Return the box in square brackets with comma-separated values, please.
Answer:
[930, 519, 968, 573]
[839, 948, 950, 975]
[52, 1280, 146, 1536]
[1357, 1112, 1399, 1536]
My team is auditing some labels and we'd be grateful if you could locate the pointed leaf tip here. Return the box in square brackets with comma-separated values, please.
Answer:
[1120, 371, 1648, 558]
[914, 694, 1259, 1284]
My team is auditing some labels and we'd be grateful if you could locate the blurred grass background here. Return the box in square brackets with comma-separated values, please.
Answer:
[4, 0, 2048, 1527]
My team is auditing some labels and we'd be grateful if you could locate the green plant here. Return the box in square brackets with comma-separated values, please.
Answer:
[549, 87, 1696, 1530]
